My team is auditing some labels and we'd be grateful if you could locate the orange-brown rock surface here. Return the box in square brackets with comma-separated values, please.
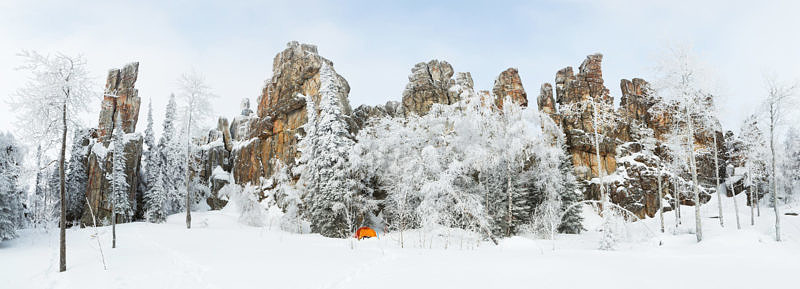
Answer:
[232, 42, 352, 186]
[493, 68, 528, 109]
[539, 54, 724, 218]
[82, 62, 143, 223]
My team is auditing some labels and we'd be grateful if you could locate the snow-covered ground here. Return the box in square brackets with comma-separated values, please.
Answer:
[2, 193, 799, 289]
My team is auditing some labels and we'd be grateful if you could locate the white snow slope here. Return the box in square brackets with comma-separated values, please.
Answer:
[2, 192, 799, 289]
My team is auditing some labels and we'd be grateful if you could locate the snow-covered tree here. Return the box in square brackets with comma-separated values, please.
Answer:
[177, 71, 216, 229]
[219, 183, 266, 227]
[781, 127, 800, 204]
[653, 46, 718, 242]
[267, 161, 305, 233]
[144, 172, 167, 223]
[8, 51, 94, 271]
[557, 149, 584, 234]
[158, 94, 185, 215]
[143, 100, 158, 191]
[107, 119, 131, 248]
[352, 86, 576, 246]
[0, 133, 26, 242]
[297, 63, 359, 238]
[29, 145, 52, 228]
[142, 99, 166, 222]
[65, 128, 89, 223]
[761, 76, 796, 241]
[737, 115, 768, 225]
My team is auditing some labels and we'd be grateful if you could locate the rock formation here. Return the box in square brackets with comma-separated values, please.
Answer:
[538, 54, 724, 218]
[401, 60, 458, 116]
[492, 68, 528, 109]
[82, 62, 143, 223]
[98, 63, 141, 142]
[231, 41, 352, 186]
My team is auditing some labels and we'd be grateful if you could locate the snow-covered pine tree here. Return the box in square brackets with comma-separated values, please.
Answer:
[107, 119, 131, 248]
[47, 165, 61, 222]
[558, 148, 584, 234]
[143, 99, 158, 192]
[299, 63, 358, 238]
[0, 132, 25, 242]
[144, 171, 167, 223]
[65, 128, 89, 223]
[158, 94, 185, 214]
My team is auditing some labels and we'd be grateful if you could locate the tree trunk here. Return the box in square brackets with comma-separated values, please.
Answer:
[59, 100, 67, 272]
[506, 162, 512, 237]
[674, 180, 680, 232]
[750, 183, 755, 226]
[658, 172, 665, 233]
[591, 101, 607, 214]
[756, 185, 761, 216]
[731, 179, 741, 229]
[112, 210, 116, 248]
[185, 109, 193, 229]
[713, 134, 724, 227]
[769, 109, 781, 241]
[686, 114, 702, 242]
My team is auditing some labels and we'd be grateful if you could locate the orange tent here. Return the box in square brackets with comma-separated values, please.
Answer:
[355, 227, 377, 240]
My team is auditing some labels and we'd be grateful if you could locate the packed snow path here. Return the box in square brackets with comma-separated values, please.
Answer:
[2, 194, 799, 289]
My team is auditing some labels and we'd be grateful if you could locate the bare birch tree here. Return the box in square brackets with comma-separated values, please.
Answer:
[762, 75, 796, 241]
[177, 70, 216, 229]
[653, 45, 717, 242]
[8, 51, 94, 272]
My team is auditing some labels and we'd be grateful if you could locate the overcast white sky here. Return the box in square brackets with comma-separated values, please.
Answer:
[1, 0, 798, 140]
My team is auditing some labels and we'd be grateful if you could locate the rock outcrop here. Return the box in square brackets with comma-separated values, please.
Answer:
[82, 63, 143, 224]
[401, 60, 458, 116]
[539, 54, 724, 218]
[492, 68, 528, 109]
[231, 41, 352, 186]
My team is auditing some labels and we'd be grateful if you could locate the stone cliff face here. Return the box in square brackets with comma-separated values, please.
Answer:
[401, 60, 458, 116]
[98, 63, 141, 142]
[231, 41, 352, 186]
[82, 63, 144, 223]
[188, 43, 728, 219]
[493, 68, 527, 110]
[537, 54, 725, 218]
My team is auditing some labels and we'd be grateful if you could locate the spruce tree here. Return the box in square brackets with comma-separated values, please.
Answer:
[144, 172, 167, 223]
[158, 94, 185, 214]
[558, 151, 584, 234]
[299, 63, 357, 238]
[107, 119, 131, 248]
[0, 133, 25, 242]
[65, 128, 88, 223]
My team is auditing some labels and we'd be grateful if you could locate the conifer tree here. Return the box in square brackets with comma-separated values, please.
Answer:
[0, 133, 25, 242]
[65, 128, 88, 223]
[158, 94, 185, 214]
[298, 63, 358, 238]
[558, 151, 584, 234]
[107, 119, 131, 248]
